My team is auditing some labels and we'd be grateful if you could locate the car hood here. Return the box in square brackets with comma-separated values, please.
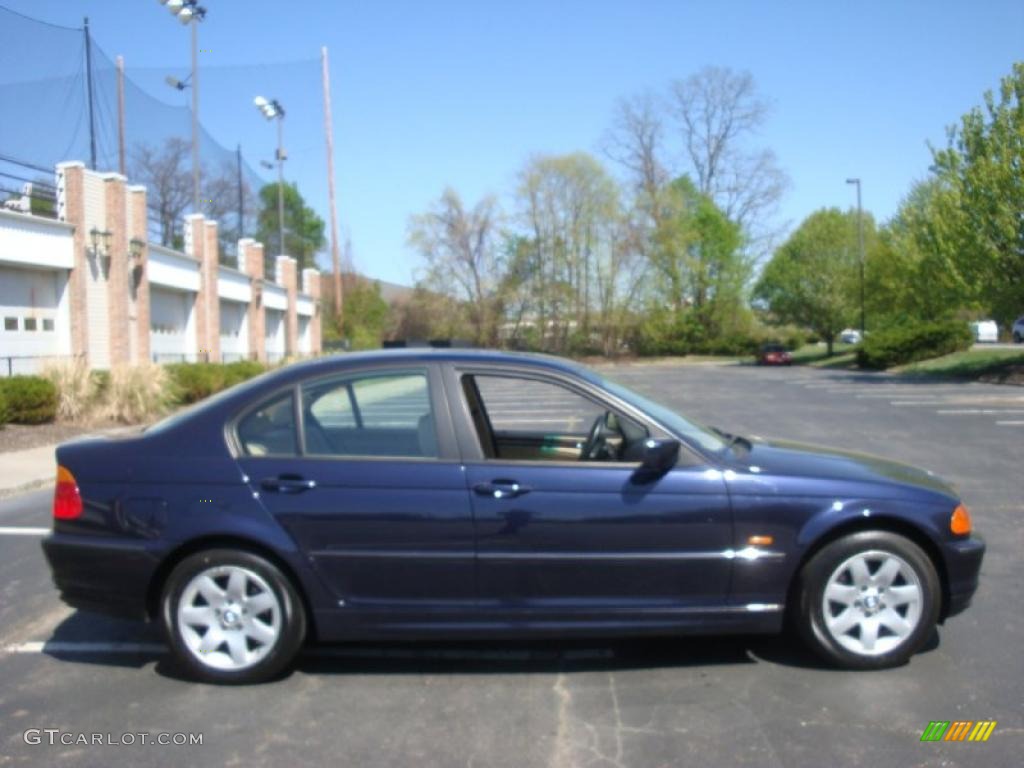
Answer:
[735, 436, 958, 499]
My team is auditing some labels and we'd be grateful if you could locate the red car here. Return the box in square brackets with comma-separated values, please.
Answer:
[758, 343, 792, 366]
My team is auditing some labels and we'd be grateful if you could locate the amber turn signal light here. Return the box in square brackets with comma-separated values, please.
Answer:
[950, 503, 972, 536]
[747, 535, 774, 546]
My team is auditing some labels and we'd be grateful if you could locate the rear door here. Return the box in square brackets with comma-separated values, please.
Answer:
[234, 364, 476, 620]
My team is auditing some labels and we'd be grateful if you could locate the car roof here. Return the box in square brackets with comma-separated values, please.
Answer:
[277, 347, 599, 381]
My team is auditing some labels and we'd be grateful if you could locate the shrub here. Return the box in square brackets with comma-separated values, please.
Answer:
[857, 320, 973, 370]
[0, 387, 8, 428]
[0, 375, 58, 424]
[166, 361, 268, 404]
[42, 359, 96, 422]
[105, 363, 173, 424]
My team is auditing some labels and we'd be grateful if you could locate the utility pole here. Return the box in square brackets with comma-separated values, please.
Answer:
[190, 17, 200, 212]
[236, 144, 244, 238]
[83, 18, 97, 170]
[321, 46, 343, 320]
[846, 177, 866, 335]
[116, 56, 126, 175]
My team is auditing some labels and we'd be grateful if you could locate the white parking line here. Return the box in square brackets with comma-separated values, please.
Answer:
[937, 409, 1024, 415]
[996, 421, 1024, 426]
[2, 641, 164, 654]
[0, 641, 613, 661]
[0, 527, 49, 536]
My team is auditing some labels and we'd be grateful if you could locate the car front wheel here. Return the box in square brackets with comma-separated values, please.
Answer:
[797, 531, 939, 669]
[161, 549, 306, 684]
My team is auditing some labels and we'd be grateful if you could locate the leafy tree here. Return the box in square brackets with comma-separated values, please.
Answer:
[755, 208, 872, 355]
[930, 62, 1024, 324]
[407, 189, 502, 346]
[651, 176, 747, 335]
[328, 275, 390, 350]
[255, 182, 325, 273]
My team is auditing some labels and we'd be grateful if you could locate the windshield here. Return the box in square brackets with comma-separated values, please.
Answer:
[595, 374, 727, 454]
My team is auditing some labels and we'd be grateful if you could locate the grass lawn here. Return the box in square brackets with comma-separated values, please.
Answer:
[895, 348, 1024, 382]
[788, 342, 859, 368]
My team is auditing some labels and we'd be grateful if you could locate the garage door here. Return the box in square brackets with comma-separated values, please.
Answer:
[0, 265, 63, 372]
[220, 300, 248, 361]
[265, 309, 285, 362]
[150, 287, 194, 362]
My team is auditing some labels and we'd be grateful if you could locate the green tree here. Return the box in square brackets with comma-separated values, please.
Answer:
[755, 208, 871, 355]
[325, 275, 390, 350]
[256, 182, 325, 273]
[650, 176, 748, 337]
[930, 62, 1024, 324]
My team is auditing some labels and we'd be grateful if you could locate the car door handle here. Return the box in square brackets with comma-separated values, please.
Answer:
[473, 480, 530, 499]
[261, 475, 317, 493]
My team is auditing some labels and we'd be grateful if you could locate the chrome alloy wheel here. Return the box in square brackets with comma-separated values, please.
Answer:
[821, 549, 923, 657]
[176, 565, 282, 671]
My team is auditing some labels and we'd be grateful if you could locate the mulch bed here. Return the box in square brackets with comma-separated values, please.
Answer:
[978, 364, 1024, 387]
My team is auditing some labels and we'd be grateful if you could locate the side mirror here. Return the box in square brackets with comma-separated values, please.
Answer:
[636, 438, 680, 479]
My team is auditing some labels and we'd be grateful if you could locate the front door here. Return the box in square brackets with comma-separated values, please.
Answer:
[453, 370, 734, 619]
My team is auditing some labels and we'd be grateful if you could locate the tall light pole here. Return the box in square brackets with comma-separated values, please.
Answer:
[158, 0, 206, 213]
[255, 97, 286, 257]
[846, 177, 865, 335]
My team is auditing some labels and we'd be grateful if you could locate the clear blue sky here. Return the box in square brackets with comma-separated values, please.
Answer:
[3, 0, 1022, 285]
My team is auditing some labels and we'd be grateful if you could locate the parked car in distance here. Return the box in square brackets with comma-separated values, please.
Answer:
[42, 349, 985, 683]
[1012, 316, 1024, 343]
[758, 343, 793, 366]
[970, 320, 999, 343]
[839, 329, 863, 344]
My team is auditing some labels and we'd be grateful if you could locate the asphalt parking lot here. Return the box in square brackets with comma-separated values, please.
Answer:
[0, 362, 1021, 767]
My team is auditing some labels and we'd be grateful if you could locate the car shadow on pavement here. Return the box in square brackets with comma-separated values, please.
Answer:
[39, 611, 941, 680]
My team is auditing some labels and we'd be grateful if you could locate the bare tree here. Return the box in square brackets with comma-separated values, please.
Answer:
[670, 67, 787, 246]
[603, 91, 669, 213]
[408, 189, 502, 345]
[130, 138, 192, 247]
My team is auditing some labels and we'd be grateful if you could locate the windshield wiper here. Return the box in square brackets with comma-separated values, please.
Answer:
[711, 426, 752, 454]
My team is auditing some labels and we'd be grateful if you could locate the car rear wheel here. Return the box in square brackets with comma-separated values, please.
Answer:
[161, 549, 306, 684]
[797, 531, 939, 669]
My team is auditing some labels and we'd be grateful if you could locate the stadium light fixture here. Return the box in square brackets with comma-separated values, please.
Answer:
[254, 96, 287, 257]
[156, 0, 206, 213]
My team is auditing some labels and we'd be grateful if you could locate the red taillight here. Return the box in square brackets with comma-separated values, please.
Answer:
[53, 465, 83, 520]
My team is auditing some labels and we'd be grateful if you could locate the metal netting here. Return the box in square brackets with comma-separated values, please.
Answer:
[0, 6, 326, 267]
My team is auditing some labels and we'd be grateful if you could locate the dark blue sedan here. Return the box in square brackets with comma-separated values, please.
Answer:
[42, 350, 984, 683]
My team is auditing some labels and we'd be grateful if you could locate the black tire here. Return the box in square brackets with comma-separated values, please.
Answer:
[796, 531, 940, 670]
[161, 549, 306, 684]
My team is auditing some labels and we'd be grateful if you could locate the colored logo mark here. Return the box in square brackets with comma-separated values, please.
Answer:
[920, 720, 997, 742]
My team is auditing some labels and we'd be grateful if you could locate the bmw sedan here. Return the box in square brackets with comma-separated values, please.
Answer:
[42, 350, 985, 683]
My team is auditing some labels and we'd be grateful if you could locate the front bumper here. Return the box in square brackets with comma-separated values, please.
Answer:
[41, 534, 162, 619]
[942, 535, 985, 619]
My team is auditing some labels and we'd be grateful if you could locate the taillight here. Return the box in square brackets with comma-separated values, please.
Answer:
[53, 465, 83, 520]
[950, 503, 972, 536]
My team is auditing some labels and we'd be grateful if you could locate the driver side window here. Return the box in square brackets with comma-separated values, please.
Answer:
[465, 374, 647, 463]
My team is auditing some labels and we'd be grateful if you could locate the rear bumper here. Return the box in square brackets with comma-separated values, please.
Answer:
[41, 534, 162, 620]
[942, 535, 985, 619]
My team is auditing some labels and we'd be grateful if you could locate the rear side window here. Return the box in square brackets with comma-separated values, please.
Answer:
[237, 392, 298, 457]
[302, 371, 437, 458]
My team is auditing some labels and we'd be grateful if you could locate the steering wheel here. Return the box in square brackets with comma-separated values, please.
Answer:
[580, 411, 612, 461]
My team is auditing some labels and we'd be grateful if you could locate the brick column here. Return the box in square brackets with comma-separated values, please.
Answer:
[128, 185, 150, 363]
[203, 220, 221, 362]
[302, 268, 322, 354]
[56, 162, 89, 358]
[185, 214, 209, 361]
[104, 173, 130, 366]
[242, 240, 266, 362]
[277, 255, 298, 356]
